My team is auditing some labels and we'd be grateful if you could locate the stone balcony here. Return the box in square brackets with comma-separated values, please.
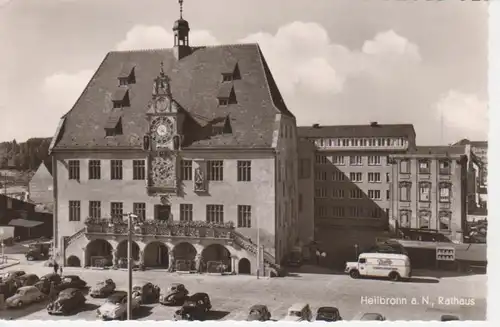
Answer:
[84, 217, 234, 240]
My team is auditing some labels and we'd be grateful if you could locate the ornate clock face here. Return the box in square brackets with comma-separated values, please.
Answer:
[155, 96, 170, 113]
[151, 156, 175, 186]
[151, 117, 175, 145]
[156, 124, 168, 136]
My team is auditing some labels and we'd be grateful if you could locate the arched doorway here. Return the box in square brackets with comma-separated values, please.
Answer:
[173, 242, 197, 272]
[202, 244, 232, 273]
[116, 240, 140, 267]
[238, 258, 251, 274]
[144, 242, 169, 268]
[85, 239, 113, 267]
[67, 255, 81, 267]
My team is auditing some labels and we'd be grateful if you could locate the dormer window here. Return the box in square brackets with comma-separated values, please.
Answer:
[210, 115, 232, 135]
[104, 112, 123, 137]
[112, 89, 130, 108]
[118, 65, 136, 86]
[221, 62, 241, 82]
[217, 84, 237, 106]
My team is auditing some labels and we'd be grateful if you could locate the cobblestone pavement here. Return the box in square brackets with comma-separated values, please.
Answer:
[0, 262, 487, 321]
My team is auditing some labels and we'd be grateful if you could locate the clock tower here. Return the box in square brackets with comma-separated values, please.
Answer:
[145, 62, 183, 195]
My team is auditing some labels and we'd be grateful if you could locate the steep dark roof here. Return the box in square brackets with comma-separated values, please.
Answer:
[297, 124, 415, 138]
[52, 44, 294, 151]
[454, 139, 488, 148]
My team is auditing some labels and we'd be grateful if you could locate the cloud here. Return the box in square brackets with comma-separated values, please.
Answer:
[434, 90, 488, 141]
[238, 22, 421, 97]
[43, 69, 94, 115]
[116, 25, 219, 51]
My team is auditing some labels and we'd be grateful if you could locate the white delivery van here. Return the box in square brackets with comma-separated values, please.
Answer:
[345, 253, 411, 281]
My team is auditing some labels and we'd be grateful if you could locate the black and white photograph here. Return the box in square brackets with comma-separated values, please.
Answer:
[0, 0, 492, 322]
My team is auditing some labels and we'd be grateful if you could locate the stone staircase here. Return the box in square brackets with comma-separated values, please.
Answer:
[230, 230, 284, 276]
[64, 228, 86, 248]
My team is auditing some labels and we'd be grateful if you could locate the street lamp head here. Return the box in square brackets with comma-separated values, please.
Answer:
[127, 213, 138, 219]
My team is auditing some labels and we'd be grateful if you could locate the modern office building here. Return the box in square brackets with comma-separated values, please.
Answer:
[49, 3, 299, 274]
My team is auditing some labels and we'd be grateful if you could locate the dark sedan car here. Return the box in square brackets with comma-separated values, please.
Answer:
[47, 288, 86, 315]
[132, 282, 160, 304]
[35, 273, 62, 294]
[57, 275, 87, 292]
[0, 270, 26, 284]
[315, 307, 342, 322]
[441, 315, 460, 321]
[160, 283, 189, 306]
[358, 313, 386, 321]
[89, 279, 116, 298]
[247, 304, 272, 321]
[174, 293, 212, 321]
[18, 274, 40, 287]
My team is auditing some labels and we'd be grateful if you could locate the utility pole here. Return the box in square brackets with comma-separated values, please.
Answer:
[256, 215, 260, 279]
[126, 213, 137, 320]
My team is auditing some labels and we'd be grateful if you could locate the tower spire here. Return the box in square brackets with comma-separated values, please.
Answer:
[179, 0, 184, 19]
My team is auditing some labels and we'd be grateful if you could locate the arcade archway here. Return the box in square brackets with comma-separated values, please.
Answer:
[238, 258, 251, 274]
[116, 240, 140, 265]
[144, 242, 169, 268]
[85, 239, 113, 267]
[202, 244, 232, 273]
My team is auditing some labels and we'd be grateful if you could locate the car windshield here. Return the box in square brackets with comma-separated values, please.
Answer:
[107, 297, 124, 304]
[63, 278, 72, 283]
[249, 310, 262, 316]
[289, 311, 302, 317]
[15, 289, 25, 295]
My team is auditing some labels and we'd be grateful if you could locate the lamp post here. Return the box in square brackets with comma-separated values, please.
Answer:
[111, 213, 138, 320]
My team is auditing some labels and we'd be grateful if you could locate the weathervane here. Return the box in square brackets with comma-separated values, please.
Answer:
[179, 0, 184, 19]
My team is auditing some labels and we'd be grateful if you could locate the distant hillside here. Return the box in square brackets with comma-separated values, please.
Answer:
[0, 137, 52, 171]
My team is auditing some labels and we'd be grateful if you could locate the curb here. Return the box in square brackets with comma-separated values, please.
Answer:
[0, 260, 20, 270]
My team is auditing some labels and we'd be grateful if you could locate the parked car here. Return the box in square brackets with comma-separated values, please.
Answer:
[57, 275, 87, 292]
[96, 291, 141, 320]
[47, 288, 86, 315]
[159, 283, 189, 306]
[441, 315, 460, 321]
[5, 286, 46, 308]
[282, 303, 313, 322]
[35, 273, 62, 294]
[89, 279, 116, 298]
[0, 280, 18, 298]
[18, 274, 40, 287]
[315, 306, 342, 321]
[132, 282, 160, 304]
[173, 293, 212, 321]
[247, 304, 272, 321]
[25, 243, 51, 261]
[358, 313, 386, 321]
[0, 270, 26, 284]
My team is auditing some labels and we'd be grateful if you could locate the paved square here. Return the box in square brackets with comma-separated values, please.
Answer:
[0, 262, 486, 321]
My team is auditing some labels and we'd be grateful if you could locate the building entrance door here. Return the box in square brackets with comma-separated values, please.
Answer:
[155, 205, 171, 221]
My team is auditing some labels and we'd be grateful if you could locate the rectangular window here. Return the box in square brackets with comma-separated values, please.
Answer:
[370, 208, 382, 218]
[180, 160, 192, 181]
[400, 159, 410, 174]
[419, 211, 430, 229]
[315, 170, 327, 181]
[89, 201, 101, 219]
[439, 184, 451, 203]
[237, 160, 252, 182]
[298, 193, 303, 213]
[68, 160, 80, 180]
[315, 187, 328, 198]
[88, 160, 101, 180]
[439, 211, 451, 231]
[237, 205, 252, 227]
[332, 171, 346, 181]
[180, 204, 193, 222]
[69, 201, 81, 221]
[349, 206, 363, 217]
[133, 202, 146, 220]
[349, 156, 363, 166]
[419, 160, 430, 174]
[350, 189, 363, 199]
[439, 160, 451, 175]
[111, 160, 123, 180]
[368, 172, 381, 183]
[332, 156, 345, 165]
[206, 204, 224, 223]
[400, 210, 410, 228]
[349, 172, 363, 182]
[299, 159, 311, 179]
[368, 156, 381, 166]
[318, 206, 328, 217]
[110, 202, 123, 219]
[332, 189, 345, 199]
[386, 190, 390, 200]
[332, 206, 345, 217]
[386, 156, 391, 166]
[400, 184, 411, 202]
[386, 172, 390, 183]
[368, 190, 381, 200]
[207, 160, 224, 181]
[419, 183, 431, 202]
[315, 155, 328, 164]
[133, 160, 146, 180]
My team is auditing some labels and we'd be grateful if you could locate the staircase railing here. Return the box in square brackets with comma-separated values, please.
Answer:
[230, 230, 281, 272]
[65, 228, 86, 247]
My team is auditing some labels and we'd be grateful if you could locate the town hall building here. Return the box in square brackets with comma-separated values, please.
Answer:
[49, 2, 299, 274]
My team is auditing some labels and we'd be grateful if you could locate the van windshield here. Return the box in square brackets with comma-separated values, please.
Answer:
[289, 311, 302, 317]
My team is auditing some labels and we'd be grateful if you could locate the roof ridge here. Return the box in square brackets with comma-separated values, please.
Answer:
[109, 43, 260, 54]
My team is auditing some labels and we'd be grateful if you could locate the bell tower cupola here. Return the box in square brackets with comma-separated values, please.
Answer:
[173, 0, 192, 60]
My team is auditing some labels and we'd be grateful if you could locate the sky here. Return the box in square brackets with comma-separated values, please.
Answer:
[0, 0, 489, 145]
